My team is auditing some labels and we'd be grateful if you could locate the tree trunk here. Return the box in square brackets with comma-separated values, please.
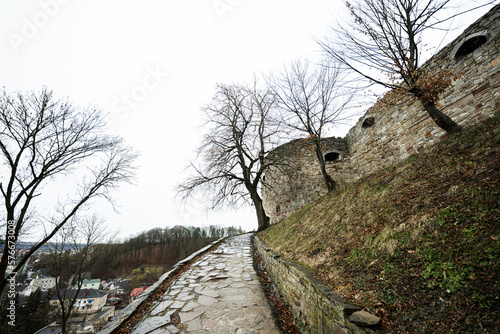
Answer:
[314, 143, 336, 192]
[62, 315, 67, 334]
[0, 261, 9, 294]
[251, 192, 270, 232]
[256, 206, 270, 232]
[420, 100, 462, 134]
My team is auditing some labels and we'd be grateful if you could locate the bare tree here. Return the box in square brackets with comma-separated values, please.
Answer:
[319, 0, 496, 134]
[0, 88, 137, 293]
[269, 59, 354, 192]
[48, 215, 114, 334]
[177, 83, 281, 231]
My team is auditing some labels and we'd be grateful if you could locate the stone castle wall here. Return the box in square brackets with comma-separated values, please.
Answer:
[263, 5, 500, 224]
[254, 237, 379, 334]
[262, 136, 351, 221]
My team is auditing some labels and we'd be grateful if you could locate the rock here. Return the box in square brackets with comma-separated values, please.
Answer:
[349, 310, 380, 326]
[342, 302, 362, 315]
[198, 295, 218, 306]
[132, 315, 171, 333]
[179, 310, 204, 323]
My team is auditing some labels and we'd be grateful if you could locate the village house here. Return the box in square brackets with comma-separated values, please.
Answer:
[22, 275, 58, 296]
[130, 286, 148, 301]
[36, 306, 115, 334]
[80, 278, 100, 290]
[50, 289, 108, 315]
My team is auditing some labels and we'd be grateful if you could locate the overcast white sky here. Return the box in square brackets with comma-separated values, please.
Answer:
[0, 0, 496, 240]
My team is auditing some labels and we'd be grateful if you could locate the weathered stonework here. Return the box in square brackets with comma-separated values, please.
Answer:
[254, 236, 381, 334]
[263, 5, 500, 224]
[99, 238, 224, 334]
[263, 136, 350, 221]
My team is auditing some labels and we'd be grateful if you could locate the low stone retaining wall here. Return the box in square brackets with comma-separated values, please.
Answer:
[99, 238, 224, 334]
[254, 236, 382, 334]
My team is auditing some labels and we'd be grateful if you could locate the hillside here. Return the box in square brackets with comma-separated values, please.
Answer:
[41, 225, 244, 281]
[259, 114, 500, 333]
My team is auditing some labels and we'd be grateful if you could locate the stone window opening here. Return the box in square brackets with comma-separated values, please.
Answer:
[324, 151, 341, 162]
[362, 116, 375, 128]
[452, 32, 489, 61]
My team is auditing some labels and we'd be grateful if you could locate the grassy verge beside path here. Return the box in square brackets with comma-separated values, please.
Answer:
[260, 115, 500, 333]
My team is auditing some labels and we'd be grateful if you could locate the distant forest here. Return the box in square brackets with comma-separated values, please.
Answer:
[88, 225, 244, 279]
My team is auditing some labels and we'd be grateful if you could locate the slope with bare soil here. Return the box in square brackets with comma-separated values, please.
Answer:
[259, 114, 500, 333]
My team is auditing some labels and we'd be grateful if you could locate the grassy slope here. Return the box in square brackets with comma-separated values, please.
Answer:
[259, 115, 500, 333]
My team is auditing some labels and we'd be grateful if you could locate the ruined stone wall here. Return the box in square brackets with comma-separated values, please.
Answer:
[262, 137, 351, 224]
[263, 5, 500, 224]
[254, 237, 380, 334]
[347, 5, 500, 180]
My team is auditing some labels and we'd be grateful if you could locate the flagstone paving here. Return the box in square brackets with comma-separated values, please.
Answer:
[130, 234, 280, 333]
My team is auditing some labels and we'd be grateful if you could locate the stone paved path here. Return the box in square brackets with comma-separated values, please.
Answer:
[130, 233, 280, 334]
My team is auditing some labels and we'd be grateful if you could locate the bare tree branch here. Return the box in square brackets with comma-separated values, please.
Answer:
[177, 82, 282, 231]
[48, 214, 116, 334]
[0, 87, 138, 293]
[318, 0, 494, 134]
[268, 59, 356, 192]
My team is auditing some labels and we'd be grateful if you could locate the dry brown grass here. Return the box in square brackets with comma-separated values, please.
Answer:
[259, 114, 500, 333]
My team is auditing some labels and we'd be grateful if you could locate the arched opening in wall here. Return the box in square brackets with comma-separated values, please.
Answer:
[324, 152, 341, 162]
[362, 117, 375, 128]
[453, 33, 488, 61]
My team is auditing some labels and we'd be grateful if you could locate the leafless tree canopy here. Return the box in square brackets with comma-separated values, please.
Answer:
[318, 0, 495, 134]
[177, 83, 281, 231]
[322, 0, 452, 87]
[271, 60, 353, 136]
[0, 88, 137, 293]
[48, 214, 114, 334]
[269, 59, 354, 192]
